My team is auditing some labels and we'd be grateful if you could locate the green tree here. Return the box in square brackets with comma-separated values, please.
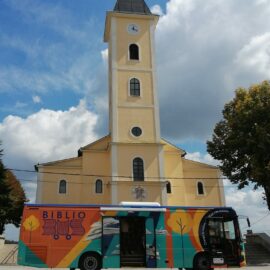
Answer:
[0, 144, 12, 234]
[5, 170, 27, 230]
[0, 143, 27, 234]
[207, 81, 270, 210]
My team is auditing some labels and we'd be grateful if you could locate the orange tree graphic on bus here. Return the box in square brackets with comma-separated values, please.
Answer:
[23, 215, 40, 243]
[168, 211, 192, 266]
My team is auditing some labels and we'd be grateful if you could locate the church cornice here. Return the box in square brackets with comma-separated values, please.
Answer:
[182, 158, 218, 170]
[110, 141, 165, 146]
[118, 104, 154, 109]
[161, 138, 186, 155]
[79, 134, 111, 153]
[116, 67, 153, 72]
[36, 156, 82, 169]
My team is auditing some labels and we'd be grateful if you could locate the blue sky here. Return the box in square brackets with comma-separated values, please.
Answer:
[0, 0, 165, 119]
[1, 0, 270, 239]
[0, 0, 206, 154]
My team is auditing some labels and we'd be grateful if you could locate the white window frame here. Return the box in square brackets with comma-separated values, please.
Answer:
[131, 156, 145, 182]
[130, 126, 143, 139]
[128, 77, 143, 98]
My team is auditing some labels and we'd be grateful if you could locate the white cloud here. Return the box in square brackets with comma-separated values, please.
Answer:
[0, 100, 98, 168]
[225, 187, 270, 234]
[32, 95, 41, 104]
[14, 101, 27, 109]
[234, 33, 270, 79]
[101, 49, 108, 63]
[256, 0, 270, 5]
[151, 5, 164, 16]
[186, 151, 219, 166]
[155, 0, 270, 141]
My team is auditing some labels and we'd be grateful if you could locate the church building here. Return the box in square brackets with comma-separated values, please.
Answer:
[36, 0, 225, 207]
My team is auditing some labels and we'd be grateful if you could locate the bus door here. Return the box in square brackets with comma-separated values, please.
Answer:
[102, 217, 120, 268]
[145, 217, 156, 267]
[119, 217, 146, 267]
[222, 218, 240, 265]
[207, 218, 239, 265]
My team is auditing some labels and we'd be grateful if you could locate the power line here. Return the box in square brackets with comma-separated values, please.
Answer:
[250, 213, 270, 227]
[8, 167, 230, 180]
[17, 177, 239, 188]
[12, 170, 270, 232]
[243, 213, 270, 230]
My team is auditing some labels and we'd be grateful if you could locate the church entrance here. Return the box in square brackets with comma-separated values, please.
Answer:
[120, 217, 146, 267]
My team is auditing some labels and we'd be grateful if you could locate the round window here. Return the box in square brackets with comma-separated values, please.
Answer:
[131, 127, 142, 137]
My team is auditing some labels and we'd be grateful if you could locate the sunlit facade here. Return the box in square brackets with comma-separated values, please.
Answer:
[36, 0, 225, 207]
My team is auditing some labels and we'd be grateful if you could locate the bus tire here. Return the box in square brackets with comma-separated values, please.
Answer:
[79, 252, 101, 270]
[193, 253, 211, 270]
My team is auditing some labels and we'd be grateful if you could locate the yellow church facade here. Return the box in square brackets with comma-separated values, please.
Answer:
[36, 0, 225, 207]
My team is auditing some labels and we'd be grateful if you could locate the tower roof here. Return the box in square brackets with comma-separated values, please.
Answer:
[113, 0, 152, 15]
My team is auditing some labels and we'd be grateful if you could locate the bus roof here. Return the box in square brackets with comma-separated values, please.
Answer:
[24, 203, 234, 211]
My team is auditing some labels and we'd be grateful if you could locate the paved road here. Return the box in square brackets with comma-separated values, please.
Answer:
[1, 267, 270, 270]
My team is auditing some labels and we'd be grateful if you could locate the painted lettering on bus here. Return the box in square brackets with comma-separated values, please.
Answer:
[42, 211, 86, 240]
[42, 211, 86, 219]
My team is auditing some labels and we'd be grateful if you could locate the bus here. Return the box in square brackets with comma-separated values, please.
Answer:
[18, 203, 247, 270]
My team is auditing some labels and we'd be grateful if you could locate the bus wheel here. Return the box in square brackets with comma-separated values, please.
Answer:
[194, 253, 211, 270]
[79, 252, 101, 270]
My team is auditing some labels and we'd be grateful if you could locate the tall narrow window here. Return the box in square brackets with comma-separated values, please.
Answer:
[96, 179, 103, 194]
[197, 181, 204, 195]
[129, 44, 139, 60]
[133, 157, 144, 181]
[59, 180, 67, 194]
[166, 181, 172, 194]
[130, 78, 140, 96]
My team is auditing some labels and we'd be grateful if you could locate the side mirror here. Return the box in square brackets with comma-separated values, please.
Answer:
[247, 218, 251, 228]
[238, 215, 251, 228]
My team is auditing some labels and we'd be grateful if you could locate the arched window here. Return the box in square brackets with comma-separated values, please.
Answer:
[197, 181, 204, 195]
[95, 179, 103, 194]
[166, 181, 172, 194]
[59, 180, 67, 194]
[130, 78, 140, 96]
[133, 157, 144, 181]
[129, 44, 139, 60]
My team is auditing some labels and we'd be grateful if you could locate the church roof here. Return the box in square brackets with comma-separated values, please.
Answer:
[113, 0, 152, 15]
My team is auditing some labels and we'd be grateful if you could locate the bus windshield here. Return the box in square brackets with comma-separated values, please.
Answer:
[207, 216, 241, 262]
[207, 217, 240, 247]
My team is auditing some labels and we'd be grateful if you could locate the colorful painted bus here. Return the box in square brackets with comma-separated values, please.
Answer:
[18, 203, 247, 270]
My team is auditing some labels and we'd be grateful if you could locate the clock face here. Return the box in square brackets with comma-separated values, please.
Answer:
[127, 23, 140, 34]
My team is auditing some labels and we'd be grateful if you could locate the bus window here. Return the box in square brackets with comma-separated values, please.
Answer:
[224, 220, 236, 240]
[208, 220, 224, 238]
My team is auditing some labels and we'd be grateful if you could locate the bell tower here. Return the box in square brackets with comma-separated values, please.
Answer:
[104, 0, 167, 204]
